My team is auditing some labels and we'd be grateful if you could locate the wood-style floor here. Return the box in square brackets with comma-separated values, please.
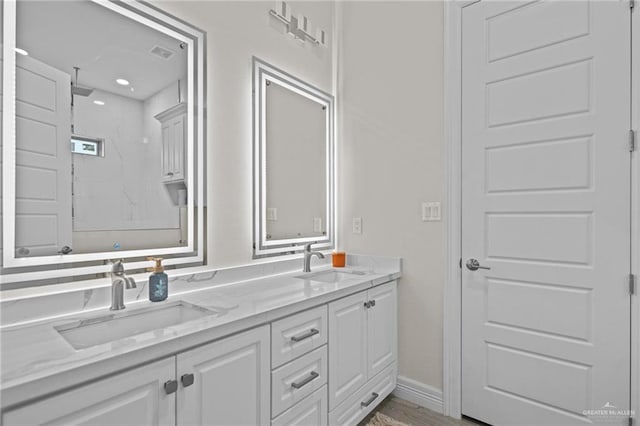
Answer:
[358, 396, 485, 426]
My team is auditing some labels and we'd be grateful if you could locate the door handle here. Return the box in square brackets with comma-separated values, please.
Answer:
[466, 258, 490, 271]
[58, 246, 73, 255]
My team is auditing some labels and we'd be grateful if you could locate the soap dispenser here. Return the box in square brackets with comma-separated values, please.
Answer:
[148, 257, 168, 302]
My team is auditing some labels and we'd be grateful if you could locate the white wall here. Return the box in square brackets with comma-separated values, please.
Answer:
[337, 1, 444, 391]
[152, 1, 335, 266]
[155, 0, 444, 395]
[633, 3, 640, 416]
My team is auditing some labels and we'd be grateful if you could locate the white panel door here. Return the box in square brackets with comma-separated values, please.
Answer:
[14, 54, 72, 257]
[328, 290, 368, 410]
[177, 325, 270, 426]
[462, 2, 631, 425]
[2, 358, 175, 426]
[367, 281, 397, 379]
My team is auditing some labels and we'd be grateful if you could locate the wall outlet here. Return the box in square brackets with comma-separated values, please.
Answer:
[422, 202, 441, 221]
[352, 217, 363, 234]
[267, 207, 277, 221]
[313, 217, 322, 232]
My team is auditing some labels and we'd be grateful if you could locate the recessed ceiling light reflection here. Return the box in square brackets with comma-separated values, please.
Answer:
[93, 100, 105, 106]
[116, 78, 130, 86]
[15, 48, 28, 56]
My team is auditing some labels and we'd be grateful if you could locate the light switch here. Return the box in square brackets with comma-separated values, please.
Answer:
[267, 208, 277, 221]
[352, 217, 362, 234]
[313, 217, 322, 232]
[422, 202, 441, 221]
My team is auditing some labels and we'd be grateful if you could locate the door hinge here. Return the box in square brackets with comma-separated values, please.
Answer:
[630, 274, 637, 296]
[630, 130, 636, 152]
[459, 258, 462, 269]
[631, 0, 636, 11]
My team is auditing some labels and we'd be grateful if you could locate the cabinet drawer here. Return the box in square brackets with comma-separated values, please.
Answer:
[272, 305, 327, 368]
[328, 363, 396, 426]
[272, 385, 328, 426]
[272, 345, 328, 418]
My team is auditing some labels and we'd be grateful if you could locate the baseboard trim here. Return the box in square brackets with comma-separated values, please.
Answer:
[392, 376, 444, 415]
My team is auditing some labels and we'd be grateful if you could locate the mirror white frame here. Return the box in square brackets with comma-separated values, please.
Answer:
[1, 0, 206, 283]
[252, 57, 335, 258]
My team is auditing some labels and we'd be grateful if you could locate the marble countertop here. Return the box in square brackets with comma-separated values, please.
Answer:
[0, 258, 401, 410]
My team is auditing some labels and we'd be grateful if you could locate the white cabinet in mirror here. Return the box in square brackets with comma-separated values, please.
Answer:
[1, 0, 205, 284]
[252, 57, 335, 258]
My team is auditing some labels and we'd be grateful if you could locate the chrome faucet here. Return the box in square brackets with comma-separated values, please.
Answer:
[110, 260, 137, 311]
[303, 243, 325, 273]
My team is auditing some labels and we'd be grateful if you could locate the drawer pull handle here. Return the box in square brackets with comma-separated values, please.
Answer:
[291, 328, 319, 342]
[164, 380, 178, 395]
[291, 371, 319, 389]
[360, 392, 379, 407]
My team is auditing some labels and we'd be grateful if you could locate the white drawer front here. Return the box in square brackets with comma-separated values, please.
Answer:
[272, 305, 328, 368]
[328, 363, 396, 426]
[272, 345, 328, 418]
[272, 385, 328, 426]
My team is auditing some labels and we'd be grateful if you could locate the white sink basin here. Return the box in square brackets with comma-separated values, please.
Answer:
[56, 301, 216, 350]
[295, 269, 366, 283]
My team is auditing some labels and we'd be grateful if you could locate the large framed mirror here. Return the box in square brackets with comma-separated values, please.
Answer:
[1, 0, 205, 283]
[252, 57, 335, 258]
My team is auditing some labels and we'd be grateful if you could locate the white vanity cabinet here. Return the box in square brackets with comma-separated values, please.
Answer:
[328, 281, 398, 424]
[2, 280, 399, 426]
[2, 358, 176, 425]
[2, 326, 269, 426]
[155, 103, 187, 183]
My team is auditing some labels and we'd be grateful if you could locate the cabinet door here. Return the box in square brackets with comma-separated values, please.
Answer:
[161, 122, 172, 178]
[2, 358, 175, 426]
[177, 325, 270, 426]
[170, 115, 185, 180]
[328, 291, 368, 410]
[161, 114, 185, 181]
[367, 281, 397, 378]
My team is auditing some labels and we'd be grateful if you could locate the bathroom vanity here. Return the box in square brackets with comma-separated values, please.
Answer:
[0, 256, 400, 425]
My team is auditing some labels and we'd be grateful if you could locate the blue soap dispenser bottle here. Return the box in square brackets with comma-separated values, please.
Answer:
[148, 257, 168, 302]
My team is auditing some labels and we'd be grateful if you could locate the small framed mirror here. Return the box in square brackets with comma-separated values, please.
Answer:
[252, 57, 335, 258]
[1, 0, 205, 283]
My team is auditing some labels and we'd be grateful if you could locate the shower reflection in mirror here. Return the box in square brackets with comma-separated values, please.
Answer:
[12, 0, 190, 257]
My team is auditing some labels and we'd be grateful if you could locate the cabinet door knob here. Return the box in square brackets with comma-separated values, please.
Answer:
[360, 392, 379, 407]
[164, 380, 178, 394]
[364, 301, 370, 309]
[370, 299, 376, 307]
[181, 373, 195, 387]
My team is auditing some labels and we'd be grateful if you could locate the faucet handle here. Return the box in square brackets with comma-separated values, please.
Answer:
[125, 277, 137, 289]
[304, 243, 312, 252]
